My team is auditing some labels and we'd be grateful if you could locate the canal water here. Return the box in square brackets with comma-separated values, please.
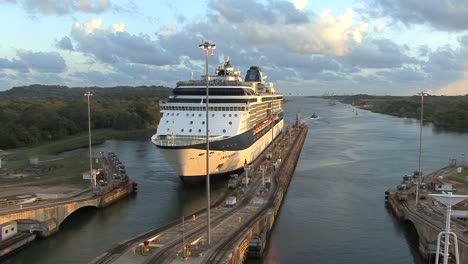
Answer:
[5, 97, 468, 264]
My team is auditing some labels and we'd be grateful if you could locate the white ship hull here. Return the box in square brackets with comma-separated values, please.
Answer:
[157, 120, 284, 182]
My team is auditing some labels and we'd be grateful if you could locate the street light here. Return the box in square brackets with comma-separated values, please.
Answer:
[416, 91, 428, 206]
[430, 192, 468, 264]
[199, 40, 216, 246]
[260, 165, 266, 188]
[84, 91, 94, 189]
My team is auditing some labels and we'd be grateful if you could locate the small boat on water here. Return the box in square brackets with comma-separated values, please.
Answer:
[310, 112, 319, 119]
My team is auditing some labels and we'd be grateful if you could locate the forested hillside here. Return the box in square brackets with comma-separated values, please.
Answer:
[336, 94, 468, 130]
[0, 85, 172, 148]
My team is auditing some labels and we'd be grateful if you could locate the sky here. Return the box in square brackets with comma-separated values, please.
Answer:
[0, 0, 468, 96]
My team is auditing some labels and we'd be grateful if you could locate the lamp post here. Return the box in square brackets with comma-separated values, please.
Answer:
[260, 165, 266, 188]
[416, 91, 428, 206]
[430, 192, 468, 264]
[199, 40, 216, 246]
[461, 154, 465, 167]
[84, 91, 94, 189]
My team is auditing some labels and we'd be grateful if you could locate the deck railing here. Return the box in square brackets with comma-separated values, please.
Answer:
[152, 135, 225, 147]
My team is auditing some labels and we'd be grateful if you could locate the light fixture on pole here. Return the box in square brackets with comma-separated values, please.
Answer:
[84, 91, 94, 189]
[260, 165, 266, 188]
[430, 192, 467, 264]
[416, 91, 428, 206]
[199, 40, 215, 246]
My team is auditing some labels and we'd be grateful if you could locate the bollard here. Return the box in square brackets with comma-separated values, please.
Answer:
[192, 214, 196, 221]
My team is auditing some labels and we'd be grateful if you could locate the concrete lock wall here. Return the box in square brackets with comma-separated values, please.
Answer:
[224, 125, 308, 263]
[0, 182, 134, 238]
[388, 192, 468, 263]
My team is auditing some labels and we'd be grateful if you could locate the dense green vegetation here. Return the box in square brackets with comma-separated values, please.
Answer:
[335, 94, 468, 130]
[0, 84, 172, 149]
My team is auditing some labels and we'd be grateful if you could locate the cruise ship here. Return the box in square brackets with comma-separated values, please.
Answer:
[151, 58, 284, 183]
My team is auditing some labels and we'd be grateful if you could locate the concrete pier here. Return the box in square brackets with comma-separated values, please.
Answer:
[0, 154, 136, 238]
[92, 122, 308, 264]
[386, 167, 468, 263]
[0, 181, 135, 237]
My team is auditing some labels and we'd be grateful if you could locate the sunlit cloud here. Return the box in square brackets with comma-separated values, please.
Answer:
[289, 0, 309, 10]
[377, 23, 385, 32]
[434, 68, 468, 95]
[108, 23, 125, 33]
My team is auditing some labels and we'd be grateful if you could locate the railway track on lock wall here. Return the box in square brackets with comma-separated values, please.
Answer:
[94, 125, 303, 264]
[204, 125, 307, 263]
[147, 129, 299, 263]
[92, 188, 233, 264]
[147, 186, 260, 264]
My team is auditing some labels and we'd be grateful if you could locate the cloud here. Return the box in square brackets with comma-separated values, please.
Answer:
[8, 0, 465, 96]
[74, 17, 103, 35]
[375, 67, 426, 82]
[56, 36, 74, 50]
[434, 74, 468, 95]
[289, 0, 309, 10]
[0, 58, 28, 72]
[376, 23, 385, 32]
[4, 0, 114, 15]
[0, 50, 66, 74]
[17, 50, 67, 73]
[431, 34, 468, 95]
[341, 38, 418, 68]
[108, 23, 125, 33]
[70, 18, 177, 66]
[207, 0, 368, 56]
[366, 0, 468, 31]
[422, 46, 464, 85]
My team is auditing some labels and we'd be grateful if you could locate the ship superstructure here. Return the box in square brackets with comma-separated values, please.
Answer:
[151, 59, 284, 182]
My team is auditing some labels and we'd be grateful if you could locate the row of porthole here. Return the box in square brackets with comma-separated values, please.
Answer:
[165, 113, 239, 118]
[166, 120, 233, 125]
[166, 128, 228, 133]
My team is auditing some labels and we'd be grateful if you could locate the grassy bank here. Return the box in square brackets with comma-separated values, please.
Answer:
[6, 128, 152, 158]
[334, 95, 468, 130]
[0, 157, 89, 187]
[1, 128, 151, 186]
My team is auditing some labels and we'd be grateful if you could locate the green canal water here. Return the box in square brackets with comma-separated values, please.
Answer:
[4, 97, 468, 264]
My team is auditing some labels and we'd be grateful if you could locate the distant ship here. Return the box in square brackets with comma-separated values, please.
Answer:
[151, 58, 284, 183]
